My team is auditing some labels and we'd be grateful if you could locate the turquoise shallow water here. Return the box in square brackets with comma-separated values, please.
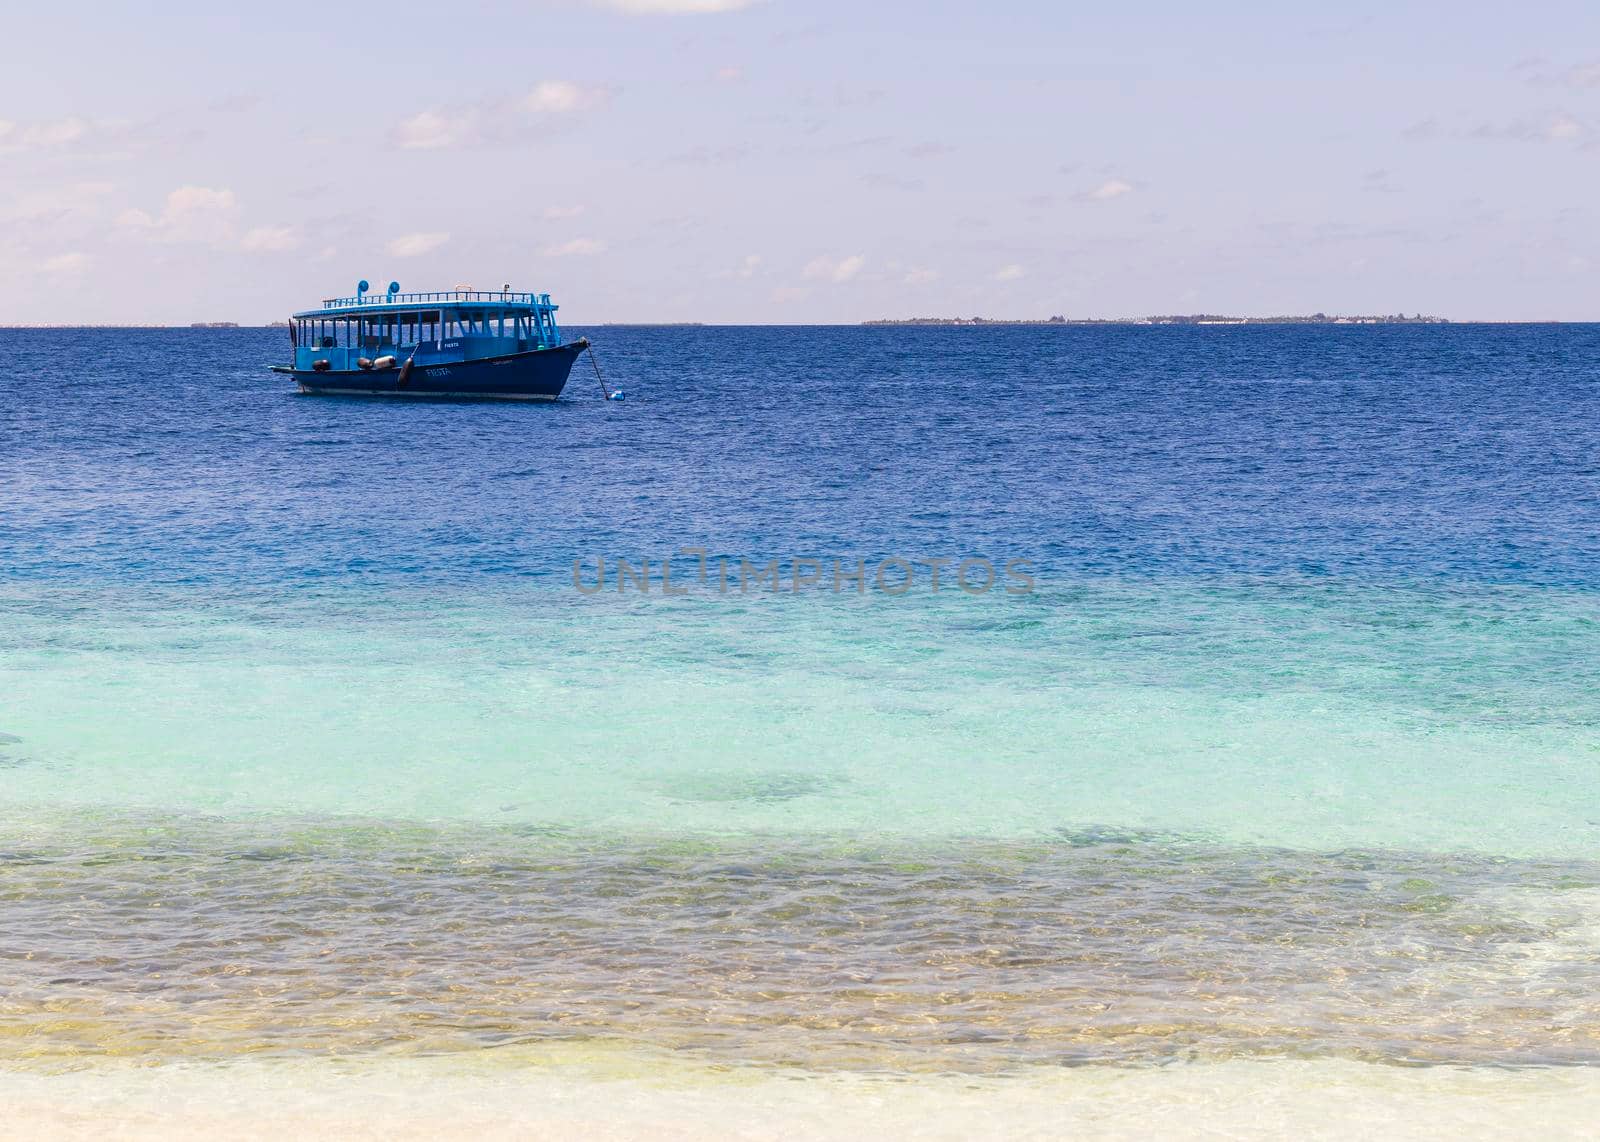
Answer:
[2, 580, 1596, 857]
[2, 324, 1599, 1071]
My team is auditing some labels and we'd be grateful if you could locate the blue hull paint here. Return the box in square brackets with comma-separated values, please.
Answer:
[279, 343, 585, 401]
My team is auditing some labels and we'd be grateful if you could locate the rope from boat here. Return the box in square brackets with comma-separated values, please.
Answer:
[584, 341, 612, 400]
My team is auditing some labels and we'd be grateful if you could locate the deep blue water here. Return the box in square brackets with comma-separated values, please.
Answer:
[5, 324, 1598, 588]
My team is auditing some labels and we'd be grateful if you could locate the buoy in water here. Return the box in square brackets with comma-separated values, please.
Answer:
[608, 390, 625, 401]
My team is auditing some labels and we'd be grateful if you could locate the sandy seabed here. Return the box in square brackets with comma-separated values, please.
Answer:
[4, 1052, 1600, 1141]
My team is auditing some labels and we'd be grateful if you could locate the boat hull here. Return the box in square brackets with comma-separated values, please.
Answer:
[277, 342, 585, 401]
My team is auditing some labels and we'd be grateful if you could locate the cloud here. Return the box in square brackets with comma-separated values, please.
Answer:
[1412, 114, 1590, 145]
[239, 226, 302, 253]
[903, 267, 939, 285]
[387, 231, 450, 257]
[1467, 115, 1588, 142]
[992, 264, 1025, 282]
[1402, 118, 1443, 141]
[1362, 169, 1399, 194]
[207, 93, 261, 114]
[803, 254, 865, 283]
[860, 172, 924, 191]
[542, 205, 586, 220]
[1568, 61, 1600, 88]
[1079, 178, 1134, 202]
[0, 116, 91, 153]
[1548, 115, 1583, 139]
[393, 110, 473, 150]
[41, 252, 89, 274]
[393, 82, 610, 149]
[1520, 58, 1600, 90]
[1, 181, 116, 225]
[597, 0, 759, 11]
[667, 143, 752, 165]
[117, 185, 238, 245]
[544, 237, 606, 256]
[712, 254, 762, 280]
[714, 66, 744, 82]
[166, 186, 236, 215]
[522, 80, 608, 114]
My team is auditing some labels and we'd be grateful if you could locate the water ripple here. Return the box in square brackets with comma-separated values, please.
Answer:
[2, 816, 1598, 1071]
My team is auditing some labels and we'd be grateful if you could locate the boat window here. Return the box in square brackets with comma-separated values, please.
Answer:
[357, 316, 389, 349]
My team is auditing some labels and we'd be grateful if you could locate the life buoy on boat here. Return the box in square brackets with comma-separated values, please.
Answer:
[373, 355, 397, 370]
[312, 359, 331, 372]
[357, 357, 373, 370]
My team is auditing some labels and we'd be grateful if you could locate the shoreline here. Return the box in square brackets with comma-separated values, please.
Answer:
[5, 1053, 1600, 1141]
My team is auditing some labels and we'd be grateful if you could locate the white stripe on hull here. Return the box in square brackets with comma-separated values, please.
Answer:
[297, 386, 558, 401]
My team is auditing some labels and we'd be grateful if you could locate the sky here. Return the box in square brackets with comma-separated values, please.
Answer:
[4, 0, 1600, 323]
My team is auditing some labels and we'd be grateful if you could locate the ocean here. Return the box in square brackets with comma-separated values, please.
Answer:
[3, 324, 1600, 1135]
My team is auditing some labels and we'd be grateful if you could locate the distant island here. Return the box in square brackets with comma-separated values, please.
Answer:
[865, 313, 1449, 326]
[190, 321, 240, 329]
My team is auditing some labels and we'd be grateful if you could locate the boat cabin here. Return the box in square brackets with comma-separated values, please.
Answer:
[290, 283, 564, 372]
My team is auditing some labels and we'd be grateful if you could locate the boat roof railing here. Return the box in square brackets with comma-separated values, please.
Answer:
[302, 289, 557, 317]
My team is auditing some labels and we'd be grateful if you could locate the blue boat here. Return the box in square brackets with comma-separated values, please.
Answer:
[271, 281, 588, 400]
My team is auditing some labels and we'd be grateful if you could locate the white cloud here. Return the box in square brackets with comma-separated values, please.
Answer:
[803, 254, 865, 283]
[1083, 179, 1134, 201]
[393, 82, 610, 150]
[1547, 115, 1583, 140]
[903, 267, 939, 285]
[239, 226, 302, 253]
[598, 0, 759, 11]
[117, 185, 238, 245]
[165, 185, 237, 216]
[737, 254, 761, 278]
[993, 264, 1025, 282]
[542, 204, 586, 220]
[522, 81, 608, 114]
[1, 181, 115, 224]
[1461, 116, 1588, 144]
[544, 237, 606, 256]
[714, 66, 744, 82]
[0, 116, 91, 153]
[41, 252, 89, 274]
[387, 231, 450, 258]
[394, 109, 474, 150]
